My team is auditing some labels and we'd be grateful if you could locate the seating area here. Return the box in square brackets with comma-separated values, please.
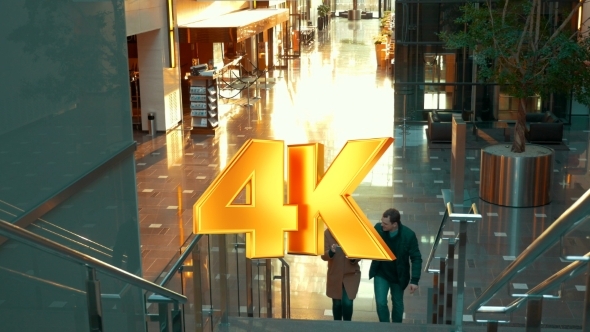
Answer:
[427, 110, 565, 145]
[525, 111, 564, 144]
[427, 110, 453, 143]
[337, 10, 374, 19]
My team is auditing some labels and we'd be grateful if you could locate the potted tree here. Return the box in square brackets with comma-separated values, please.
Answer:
[320, 4, 330, 27]
[317, 4, 329, 30]
[440, 0, 590, 153]
[380, 10, 393, 37]
[373, 34, 389, 66]
[373, 10, 393, 67]
[440, 0, 590, 206]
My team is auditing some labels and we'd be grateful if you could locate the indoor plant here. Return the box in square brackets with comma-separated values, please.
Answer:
[372, 35, 389, 45]
[439, 0, 590, 153]
[440, 0, 590, 207]
[317, 4, 330, 30]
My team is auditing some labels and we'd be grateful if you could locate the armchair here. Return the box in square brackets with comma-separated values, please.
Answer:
[427, 110, 453, 143]
[525, 112, 563, 144]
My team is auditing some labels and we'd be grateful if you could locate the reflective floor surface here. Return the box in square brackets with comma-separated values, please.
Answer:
[134, 17, 590, 329]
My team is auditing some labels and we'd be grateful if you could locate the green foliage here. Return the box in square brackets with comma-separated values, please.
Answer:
[439, 0, 590, 103]
[373, 35, 389, 44]
[380, 11, 392, 29]
[317, 4, 330, 17]
[375, 11, 393, 44]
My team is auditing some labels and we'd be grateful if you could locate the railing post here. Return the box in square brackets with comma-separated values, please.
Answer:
[525, 298, 543, 332]
[265, 259, 273, 318]
[278, 266, 287, 319]
[191, 242, 204, 331]
[454, 220, 468, 331]
[438, 258, 446, 323]
[447, 203, 480, 330]
[85, 266, 103, 332]
[445, 239, 456, 325]
[283, 262, 291, 319]
[246, 258, 254, 317]
[218, 235, 230, 326]
[431, 272, 439, 323]
[158, 302, 172, 332]
[171, 302, 183, 332]
[273, 259, 291, 319]
[486, 321, 498, 332]
[584, 262, 590, 331]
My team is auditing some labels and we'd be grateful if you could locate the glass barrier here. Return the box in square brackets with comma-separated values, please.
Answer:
[144, 229, 292, 331]
[0, 222, 181, 332]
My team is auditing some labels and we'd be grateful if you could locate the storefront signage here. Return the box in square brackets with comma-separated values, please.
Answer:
[194, 138, 395, 260]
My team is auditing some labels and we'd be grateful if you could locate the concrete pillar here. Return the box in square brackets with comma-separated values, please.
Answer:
[137, 28, 182, 132]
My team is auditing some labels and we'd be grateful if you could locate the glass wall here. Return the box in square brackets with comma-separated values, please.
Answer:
[0, 1, 144, 331]
[333, 0, 383, 13]
[393, 0, 572, 122]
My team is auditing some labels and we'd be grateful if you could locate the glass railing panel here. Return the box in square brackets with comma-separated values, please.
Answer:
[144, 229, 290, 331]
[0, 236, 146, 332]
[28, 217, 116, 263]
[96, 275, 146, 332]
[173, 233, 216, 332]
[252, 258, 268, 319]
[4, 155, 143, 278]
[0, 274, 86, 330]
[560, 220, 590, 261]
[146, 232, 198, 331]
[228, 233, 248, 318]
[223, 233, 239, 317]
[204, 234, 226, 329]
[467, 190, 590, 328]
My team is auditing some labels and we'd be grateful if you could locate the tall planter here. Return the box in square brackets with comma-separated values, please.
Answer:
[479, 144, 553, 207]
[375, 43, 385, 67]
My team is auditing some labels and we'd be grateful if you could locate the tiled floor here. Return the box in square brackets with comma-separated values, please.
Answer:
[134, 17, 590, 329]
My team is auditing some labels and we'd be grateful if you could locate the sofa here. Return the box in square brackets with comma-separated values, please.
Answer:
[361, 12, 373, 19]
[338, 10, 373, 18]
[525, 111, 563, 144]
[427, 110, 454, 143]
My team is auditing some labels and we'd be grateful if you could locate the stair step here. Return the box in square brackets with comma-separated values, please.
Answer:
[226, 316, 576, 332]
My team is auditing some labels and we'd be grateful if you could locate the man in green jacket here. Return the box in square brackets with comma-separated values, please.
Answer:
[369, 208, 422, 323]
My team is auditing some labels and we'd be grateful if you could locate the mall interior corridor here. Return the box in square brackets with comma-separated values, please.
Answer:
[133, 17, 590, 330]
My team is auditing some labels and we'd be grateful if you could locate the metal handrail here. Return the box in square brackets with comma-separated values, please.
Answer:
[0, 218, 187, 303]
[424, 205, 450, 273]
[424, 202, 479, 273]
[475, 252, 590, 317]
[0, 265, 86, 295]
[31, 222, 113, 259]
[447, 202, 479, 219]
[467, 188, 590, 313]
[276, 257, 291, 319]
[0, 199, 116, 257]
[0, 264, 128, 300]
[158, 233, 203, 287]
[423, 200, 481, 329]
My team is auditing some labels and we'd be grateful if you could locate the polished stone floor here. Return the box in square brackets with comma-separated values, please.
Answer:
[134, 17, 590, 330]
